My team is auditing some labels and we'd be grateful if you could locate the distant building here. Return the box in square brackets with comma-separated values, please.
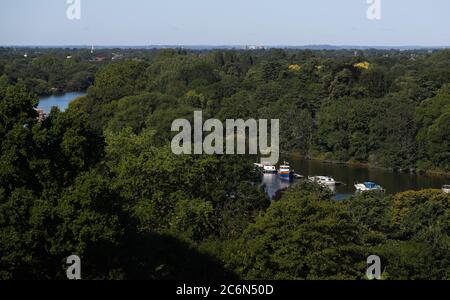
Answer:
[246, 45, 264, 50]
[90, 55, 106, 62]
[112, 53, 124, 60]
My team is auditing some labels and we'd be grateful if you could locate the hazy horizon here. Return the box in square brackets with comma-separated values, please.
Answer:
[2, 44, 450, 50]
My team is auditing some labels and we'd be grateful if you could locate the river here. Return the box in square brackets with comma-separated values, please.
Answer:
[262, 156, 449, 200]
[37, 93, 448, 200]
[38, 92, 87, 113]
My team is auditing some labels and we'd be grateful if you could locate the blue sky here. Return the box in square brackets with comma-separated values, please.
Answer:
[1, 0, 450, 46]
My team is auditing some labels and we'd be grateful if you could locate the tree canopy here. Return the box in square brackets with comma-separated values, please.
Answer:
[1, 47, 449, 279]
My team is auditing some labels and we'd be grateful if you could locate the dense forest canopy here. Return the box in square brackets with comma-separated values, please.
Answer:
[2, 47, 448, 172]
[0, 47, 449, 279]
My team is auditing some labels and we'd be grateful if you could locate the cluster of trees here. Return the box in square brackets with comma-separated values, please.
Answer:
[0, 79, 268, 279]
[0, 48, 105, 95]
[217, 184, 449, 280]
[1, 47, 449, 173]
[63, 47, 449, 173]
[1, 48, 449, 279]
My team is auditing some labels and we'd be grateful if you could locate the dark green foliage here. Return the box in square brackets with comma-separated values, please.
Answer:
[0, 49, 99, 95]
[223, 182, 367, 280]
[89, 61, 147, 103]
[345, 190, 450, 280]
[56, 47, 449, 172]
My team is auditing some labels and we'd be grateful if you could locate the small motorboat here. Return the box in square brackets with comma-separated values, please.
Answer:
[442, 185, 450, 194]
[354, 182, 385, 193]
[278, 161, 293, 180]
[308, 176, 337, 187]
[262, 163, 277, 173]
[254, 162, 277, 173]
[293, 173, 304, 179]
[263, 164, 277, 173]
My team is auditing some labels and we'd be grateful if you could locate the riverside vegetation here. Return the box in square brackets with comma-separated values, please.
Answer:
[0, 47, 449, 279]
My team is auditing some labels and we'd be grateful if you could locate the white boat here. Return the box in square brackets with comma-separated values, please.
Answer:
[293, 173, 304, 179]
[308, 176, 337, 187]
[354, 182, 385, 193]
[442, 185, 450, 194]
[263, 165, 277, 173]
[254, 162, 277, 173]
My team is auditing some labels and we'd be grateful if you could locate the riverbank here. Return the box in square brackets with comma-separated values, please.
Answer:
[264, 155, 449, 199]
[286, 152, 450, 179]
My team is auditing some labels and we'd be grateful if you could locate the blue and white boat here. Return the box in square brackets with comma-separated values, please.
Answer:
[278, 162, 292, 180]
[354, 182, 385, 193]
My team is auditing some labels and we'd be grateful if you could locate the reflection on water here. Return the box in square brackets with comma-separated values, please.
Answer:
[261, 157, 449, 200]
[262, 174, 291, 199]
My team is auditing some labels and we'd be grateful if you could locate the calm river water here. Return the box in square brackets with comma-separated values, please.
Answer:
[38, 92, 86, 113]
[262, 156, 449, 200]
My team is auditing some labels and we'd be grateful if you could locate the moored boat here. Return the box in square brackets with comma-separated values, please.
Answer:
[442, 185, 450, 193]
[354, 181, 385, 193]
[263, 165, 277, 173]
[308, 176, 337, 187]
[254, 162, 277, 173]
[278, 162, 292, 180]
[293, 173, 304, 179]
[253, 163, 263, 168]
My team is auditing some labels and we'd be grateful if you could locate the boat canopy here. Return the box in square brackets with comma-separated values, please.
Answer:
[364, 182, 377, 189]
